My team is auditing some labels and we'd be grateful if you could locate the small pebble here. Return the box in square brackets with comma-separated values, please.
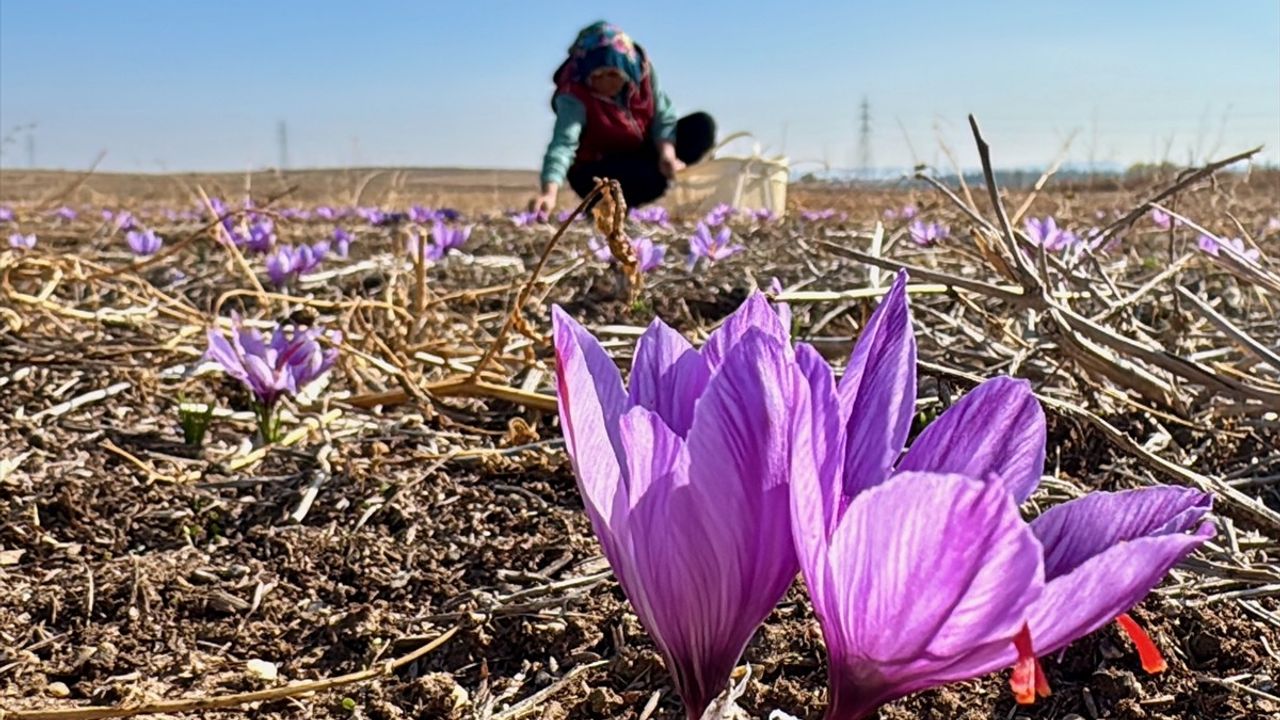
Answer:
[47, 681, 70, 698]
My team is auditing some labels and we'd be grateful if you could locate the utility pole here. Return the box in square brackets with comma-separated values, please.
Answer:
[857, 96, 872, 179]
[276, 120, 289, 170]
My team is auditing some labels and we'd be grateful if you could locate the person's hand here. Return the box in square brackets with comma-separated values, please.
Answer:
[529, 186, 558, 214]
[658, 143, 685, 180]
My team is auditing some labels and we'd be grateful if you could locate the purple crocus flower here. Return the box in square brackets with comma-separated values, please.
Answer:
[1198, 234, 1260, 264]
[125, 229, 163, 256]
[205, 316, 340, 440]
[0, 207, 15, 223]
[702, 203, 736, 227]
[1024, 216, 1078, 251]
[790, 272, 1215, 718]
[332, 227, 353, 258]
[687, 223, 744, 269]
[632, 235, 665, 272]
[431, 220, 471, 255]
[54, 206, 77, 222]
[8, 232, 36, 250]
[405, 232, 445, 263]
[749, 208, 776, 223]
[629, 205, 671, 227]
[358, 207, 387, 226]
[510, 209, 549, 227]
[552, 293, 802, 719]
[407, 205, 438, 224]
[315, 206, 336, 221]
[1149, 208, 1181, 230]
[114, 211, 137, 232]
[1267, 216, 1280, 234]
[265, 247, 297, 287]
[244, 218, 276, 253]
[801, 208, 844, 222]
[899, 204, 918, 220]
[907, 220, 949, 246]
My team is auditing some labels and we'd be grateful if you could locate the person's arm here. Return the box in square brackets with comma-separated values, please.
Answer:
[650, 68, 678, 148]
[540, 94, 586, 192]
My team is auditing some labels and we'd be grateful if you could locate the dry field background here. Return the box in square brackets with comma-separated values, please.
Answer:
[1, 155, 1278, 719]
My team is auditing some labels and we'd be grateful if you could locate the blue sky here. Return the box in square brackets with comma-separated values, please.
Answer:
[1, 0, 1278, 173]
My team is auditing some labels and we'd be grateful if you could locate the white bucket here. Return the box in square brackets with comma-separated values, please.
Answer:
[668, 132, 790, 218]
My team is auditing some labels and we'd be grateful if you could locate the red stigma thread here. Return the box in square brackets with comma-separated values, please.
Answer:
[1116, 613, 1167, 674]
[1010, 624, 1052, 705]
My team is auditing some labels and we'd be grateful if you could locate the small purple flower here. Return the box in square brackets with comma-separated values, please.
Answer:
[114, 211, 136, 232]
[1265, 216, 1280, 235]
[629, 205, 671, 227]
[702, 203, 736, 227]
[632, 235, 665, 272]
[332, 228, 353, 258]
[315, 206, 336, 221]
[587, 236, 615, 263]
[8, 232, 36, 250]
[204, 316, 341, 441]
[265, 247, 297, 287]
[125, 229, 163, 256]
[358, 207, 387, 226]
[244, 219, 276, 254]
[908, 220, 949, 246]
[801, 208, 844, 222]
[900, 204, 918, 219]
[1149, 208, 1181, 230]
[405, 232, 445, 263]
[1024, 216, 1078, 251]
[749, 208, 776, 223]
[1198, 235, 1260, 264]
[0, 207, 13, 223]
[432, 220, 471, 255]
[511, 209, 549, 227]
[687, 222, 744, 269]
[54, 206, 77, 222]
[407, 205, 438, 224]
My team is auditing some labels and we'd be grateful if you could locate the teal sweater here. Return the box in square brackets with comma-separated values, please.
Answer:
[540, 72, 678, 187]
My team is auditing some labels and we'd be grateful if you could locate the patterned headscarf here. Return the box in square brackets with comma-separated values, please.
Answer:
[564, 21, 645, 91]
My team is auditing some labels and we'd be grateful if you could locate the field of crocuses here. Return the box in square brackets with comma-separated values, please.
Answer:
[1, 160, 1278, 720]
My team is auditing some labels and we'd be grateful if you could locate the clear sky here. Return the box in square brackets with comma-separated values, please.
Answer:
[1, 0, 1278, 173]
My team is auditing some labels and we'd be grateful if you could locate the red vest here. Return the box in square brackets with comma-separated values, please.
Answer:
[553, 57, 657, 165]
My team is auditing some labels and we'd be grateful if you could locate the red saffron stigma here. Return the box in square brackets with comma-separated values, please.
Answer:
[1116, 613, 1168, 674]
[1010, 624, 1052, 704]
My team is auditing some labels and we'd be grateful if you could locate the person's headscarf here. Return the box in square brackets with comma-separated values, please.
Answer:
[558, 21, 646, 104]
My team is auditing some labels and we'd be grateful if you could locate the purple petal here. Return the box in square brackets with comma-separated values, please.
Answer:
[627, 318, 711, 437]
[1033, 487, 1212, 580]
[552, 306, 630, 531]
[789, 343, 846, 589]
[838, 270, 917, 497]
[814, 472, 1044, 718]
[1014, 488, 1214, 658]
[700, 292, 790, 370]
[896, 377, 1046, 503]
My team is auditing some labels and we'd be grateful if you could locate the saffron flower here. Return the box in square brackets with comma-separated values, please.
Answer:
[0, 207, 14, 223]
[204, 316, 340, 442]
[801, 208, 845, 222]
[1024, 216, 1078, 251]
[315, 206, 337, 221]
[791, 272, 1215, 719]
[8, 232, 36, 250]
[1149, 208, 1180, 230]
[511, 209, 549, 227]
[588, 235, 666, 272]
[907, 220, 949, 246]
[265, 243, 327, 287]
[1198, 234, 1260, 264]
[687, 223, 744, 270]
[552, 294, 803, 719]
[702, 203, 736, 227]
[431, 220, 471, 255]
[629, 205, 671, 227]
[749, 208, 776, 223]
[332, 228, 353, 258]
[125, 229, 163, 256]
[54, 206, 77, 222]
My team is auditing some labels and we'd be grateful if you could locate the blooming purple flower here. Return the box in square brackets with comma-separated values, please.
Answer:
[801, 208, 845, 222]
[702, 203, 736, 227]
[332, 228, 353, 258]
[587, 235, 665, 272]
[432, 220, 471, 255]
[113, 211, 136, 232]
[405, 232, 445, 263]
[1267, 216, 1280, 234]
[587, 236, 614, 263]
[748, 207, 776, 223]
[315, 206, 336, 221]
[205, 316, 340, 440]
[790, 272, 1215, 718]
[0, 207, 13, 223]
[510, 209, 549, 227]
[1198, 234, 1260, 264]
[265, 248, 297, 287]
[687, 223, 744, 269]
[265, 242, 327, 287]
[899, 204, 918, 220]
[1149, 208, 1181, 230]
[407, 205, 439, 224]
[243, 218, 276, 253]
[8, 232, 36, 250]
[552, 293, 801, 718]
[908, 220, 949, 246]
[1024, 216, 1078, 251]
[358, 207, 387, 226]
[54, 206, 77, 222]
[125, 229, 163, 256]
[629, 205, 671, 227]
